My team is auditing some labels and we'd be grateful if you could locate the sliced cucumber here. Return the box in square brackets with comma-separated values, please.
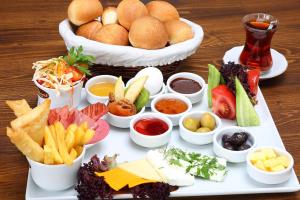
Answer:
[207, 64, 221, 107]
[135, 88, 150, 112]
[235, 77, 260, 126]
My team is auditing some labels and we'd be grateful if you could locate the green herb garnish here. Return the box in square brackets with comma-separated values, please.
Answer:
[63, 46, 95, 76]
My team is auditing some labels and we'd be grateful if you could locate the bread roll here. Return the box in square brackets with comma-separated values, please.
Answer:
[102, 7, 118, 25]
[68, 0, 103, 26]
[164, 20, 194, 44]
[117, 0, 148, 30]
[76, 21, 102, 39]
[94, 24, 129, 46]
[129, 16, 168, 49]
[146, 1, 179, 22]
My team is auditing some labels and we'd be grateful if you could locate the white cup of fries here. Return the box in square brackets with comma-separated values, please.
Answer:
[27, 146, 85, 191]
[33, 78, 83, 109]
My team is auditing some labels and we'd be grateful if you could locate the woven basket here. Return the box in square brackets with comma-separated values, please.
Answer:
[59, 18, 204, 80]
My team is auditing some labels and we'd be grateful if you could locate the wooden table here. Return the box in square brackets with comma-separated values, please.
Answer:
[0, 0, 299, 199]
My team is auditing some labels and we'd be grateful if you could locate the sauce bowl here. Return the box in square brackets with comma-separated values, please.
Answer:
[166, 72, 206, 104]
[151, 93, 192, 126]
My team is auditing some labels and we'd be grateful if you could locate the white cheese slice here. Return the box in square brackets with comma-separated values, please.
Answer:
[118, 159, 163, 182]
[146, 150, 195, 186]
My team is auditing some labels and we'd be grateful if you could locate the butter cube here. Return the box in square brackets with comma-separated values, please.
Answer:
[276, 156, 290, 168]
[271, 165, 285, 172]
[250, 152, 266, 164]
[255, 160, 266, 171]
[261, 148, 277, 159]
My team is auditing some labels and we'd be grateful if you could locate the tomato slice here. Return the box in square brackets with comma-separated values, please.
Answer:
[247, 69, 260, 96]
[212, 85, 236, 120]
[65, 66, 83, 82]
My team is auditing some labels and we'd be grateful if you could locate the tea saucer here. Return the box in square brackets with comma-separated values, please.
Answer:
[223, 46, 288, 80]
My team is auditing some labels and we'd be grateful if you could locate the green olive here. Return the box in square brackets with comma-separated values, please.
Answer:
[183, 118, 200, 132]
[200, 113, 216, 130]
[196, 127, 211, 133]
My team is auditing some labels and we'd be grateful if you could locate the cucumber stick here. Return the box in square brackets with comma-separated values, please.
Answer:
[235, 77, 260, 126]
[207, 64, 221, 107]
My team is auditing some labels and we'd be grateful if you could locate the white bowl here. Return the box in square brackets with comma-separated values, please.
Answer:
[246, 146, 294, 184]
[166, 72, 206, 104]
[179, 111, 222, 145]
[27, 147, 85, 191]
[33, 78, 83, 109]
[126, 78, 166, 107]
[85, 75, 118, 104]
[59, 18, 204, 67]
[129, 113, 173, 148]
[151, 93, 192, 126]
[213, 126, 257, 163]
[107, 107, 145, 128]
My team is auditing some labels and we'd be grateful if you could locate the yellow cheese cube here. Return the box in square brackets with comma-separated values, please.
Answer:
[255, 160, 266, 171]
[276, 156, 290, 168]
[271, 165, 285, 172]
[264, 158, 280, 171]
[261, 148, 277, 159]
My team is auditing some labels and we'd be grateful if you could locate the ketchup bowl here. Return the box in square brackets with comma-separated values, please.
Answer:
[129, 113, 173, 148]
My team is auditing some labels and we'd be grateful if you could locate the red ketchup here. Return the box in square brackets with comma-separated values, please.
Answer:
[134, 118, 169, 136]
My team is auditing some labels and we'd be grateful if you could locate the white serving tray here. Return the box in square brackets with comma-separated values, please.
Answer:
[26, 87, 300, 200]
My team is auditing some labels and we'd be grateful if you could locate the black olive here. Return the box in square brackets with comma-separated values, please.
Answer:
[230, 132, 248, 147]
[223, 142, 234, 150]
[222, 134, 231, 143]
[237, 143, 251, 151]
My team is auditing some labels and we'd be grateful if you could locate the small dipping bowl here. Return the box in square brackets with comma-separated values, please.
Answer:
[126, 78, 166, 107]
[179, 111, 222, 145]
[151, 93, 192, 126]
[27, 146, 85, 191]
[85, 75, 118, 104]
[167, 72, 206, 104]
[213, 126, 257, 163]
[107, 107, 146, 128]
[130, 113, 173, 148]
[246, 146, 294, 184]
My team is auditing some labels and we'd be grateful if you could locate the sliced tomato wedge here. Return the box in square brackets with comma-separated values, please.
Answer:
[65, 66, 83, 82]
[247, 69, 260, 96]
[212, 85, 236, 120]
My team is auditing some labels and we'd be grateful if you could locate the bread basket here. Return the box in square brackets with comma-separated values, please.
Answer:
[59, 18, 204, 80]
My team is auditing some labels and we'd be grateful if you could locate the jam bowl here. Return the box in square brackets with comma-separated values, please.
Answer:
[129, 113, 173, 148]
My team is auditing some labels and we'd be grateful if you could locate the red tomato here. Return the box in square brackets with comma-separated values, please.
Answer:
[65, 66, 83, 82]
[247, 69, 260, 96]
[212, 85, 236, 120]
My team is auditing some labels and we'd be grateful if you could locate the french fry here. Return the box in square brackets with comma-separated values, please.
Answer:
[69, 148, 77, 161]
[74, 146, 83, 156]
[55, 122, 73, 165]
[49, 125, 58, 148]
[67, 124, 77, 136]
[81, 122, 88, 132]
[44, 126, 63, 164]
[65, 128, 75, 152]
[44, 145, 54, 165]
[74, 126, 85, 146]
[82, 129, 95, 145]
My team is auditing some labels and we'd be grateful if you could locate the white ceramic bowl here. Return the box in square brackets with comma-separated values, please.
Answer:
[126, 78, 166, 107]
[179, 111, 222, 145]
[107, 107, 145, 128]
[85, 75, 118, 104]
[27, 147, 85, 191]
[129, 113, 173, 148]
[246, 146, 294, 184]
[151, 93, 192, 126]
[33, 78, 83, 109]
[166, 72, 206, 104]
[213, 126, 257, 163]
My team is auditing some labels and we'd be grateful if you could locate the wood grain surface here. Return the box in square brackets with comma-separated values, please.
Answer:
[0, 0, 299, 199]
